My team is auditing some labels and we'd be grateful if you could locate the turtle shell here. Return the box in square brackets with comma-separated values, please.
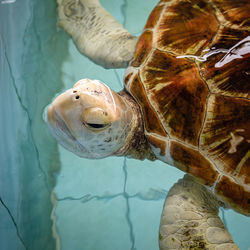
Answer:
[124, 0, 250, 215]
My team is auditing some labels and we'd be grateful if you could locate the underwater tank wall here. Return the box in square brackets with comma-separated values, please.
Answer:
[0, 0, 250, 250]
[0, 0, 63, 249]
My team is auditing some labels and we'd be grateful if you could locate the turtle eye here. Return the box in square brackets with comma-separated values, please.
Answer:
[85, 122, 111, 130]
[82, 107, 111, 131]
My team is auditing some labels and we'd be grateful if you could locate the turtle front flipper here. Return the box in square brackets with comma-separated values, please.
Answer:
[159, 175, 239, 250]
[57, 0, 138, 68]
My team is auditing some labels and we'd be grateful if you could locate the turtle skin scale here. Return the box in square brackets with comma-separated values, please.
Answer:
[124, 0, 250, 215]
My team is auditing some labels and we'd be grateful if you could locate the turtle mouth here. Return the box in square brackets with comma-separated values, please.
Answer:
[47, 105, 89, 155]
[52, 109, 77, 142]
[47, 104, 76, 141]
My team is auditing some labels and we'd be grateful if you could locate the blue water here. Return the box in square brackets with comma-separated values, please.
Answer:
[0, 0, 249, 249]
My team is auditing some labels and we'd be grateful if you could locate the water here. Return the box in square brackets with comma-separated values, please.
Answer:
[0, 0, 249, 249]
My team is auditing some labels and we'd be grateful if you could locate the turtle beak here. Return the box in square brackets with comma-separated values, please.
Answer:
[46, 102, 91, 158]
[47, 104, 56, 126]
[46, 87, 82, 140]
[47, 87, 80, 128]
[47, 102, 77, 142]
[47, 94, 68, 130]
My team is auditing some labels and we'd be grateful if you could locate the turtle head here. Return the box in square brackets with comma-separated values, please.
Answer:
[46, 79, 135, 159]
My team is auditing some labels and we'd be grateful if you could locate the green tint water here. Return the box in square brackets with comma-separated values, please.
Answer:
[0, 0, 249, 249]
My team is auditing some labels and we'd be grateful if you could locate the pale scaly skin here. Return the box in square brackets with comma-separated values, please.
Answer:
[47, 79, 139, 159]
[160, 175, 238, 250]
[57, 0, 138, 68]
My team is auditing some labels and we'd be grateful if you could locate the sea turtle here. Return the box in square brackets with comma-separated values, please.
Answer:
[47, 0, 250, 248]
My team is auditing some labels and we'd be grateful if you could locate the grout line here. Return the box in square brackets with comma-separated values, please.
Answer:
[121, 0, 128, 28]
[0, 196, 28, 250]
[56, 189, 168, 202]
[113, 0, 129, 89]
[122, 158, 136, 250]
[58, 193, 123, 202]
[0, 33, 51, 193]
[51, 193, 61, 250]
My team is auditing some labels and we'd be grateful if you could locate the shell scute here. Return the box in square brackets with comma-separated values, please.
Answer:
[146, 133, 167, 156]
[141, 49, 209, 146]
[127, 0, 250, 214]
[215, 175, 250, 215]
[126, 74, 167, 139]
[200, 95, 250, 186]
[144, 4, 165, 30]
[212, 0, 250, 29]
[198, 27, 250, 98]
[131, 30, 153, 68]
[156, 0, 219, 55]
[169, 140, 219, 186]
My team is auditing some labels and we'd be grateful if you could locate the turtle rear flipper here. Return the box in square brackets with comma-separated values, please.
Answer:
[57, 0, 138, 68]
[159, 175, 239, 250]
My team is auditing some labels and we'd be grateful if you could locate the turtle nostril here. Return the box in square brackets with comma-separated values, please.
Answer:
[75, 95, 80, 99]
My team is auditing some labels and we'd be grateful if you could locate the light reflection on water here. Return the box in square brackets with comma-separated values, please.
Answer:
[177, 36, 250, 68]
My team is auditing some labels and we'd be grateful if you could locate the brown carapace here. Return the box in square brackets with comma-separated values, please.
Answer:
[125, 0, 250, 215]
